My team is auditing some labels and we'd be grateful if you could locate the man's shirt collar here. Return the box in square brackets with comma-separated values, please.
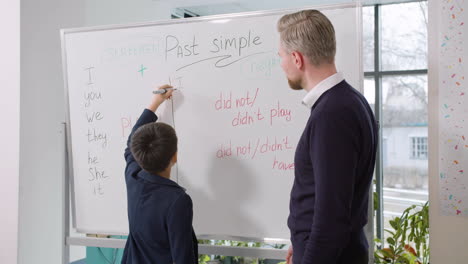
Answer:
[302, 72, 345, 109]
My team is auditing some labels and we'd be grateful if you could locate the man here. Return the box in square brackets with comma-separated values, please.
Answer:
[122, 85, 198, 264]
[277, 10, 378, 264]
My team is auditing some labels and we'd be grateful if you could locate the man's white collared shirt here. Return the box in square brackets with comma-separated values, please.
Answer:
[302, 72, 345, 109]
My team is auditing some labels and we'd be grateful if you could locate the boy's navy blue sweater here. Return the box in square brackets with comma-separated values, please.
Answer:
[122, 109, 198, 264]
[289, 81, 378, 264]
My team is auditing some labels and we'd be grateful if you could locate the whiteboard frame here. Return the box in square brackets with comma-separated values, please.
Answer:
[61, 1, 365, 261]
[61, 2, 358, 34]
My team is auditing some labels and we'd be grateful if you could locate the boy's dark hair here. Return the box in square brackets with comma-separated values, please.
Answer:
[130, 122, 178, 174]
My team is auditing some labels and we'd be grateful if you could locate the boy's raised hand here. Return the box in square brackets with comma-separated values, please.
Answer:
[148, 84, 174, 112]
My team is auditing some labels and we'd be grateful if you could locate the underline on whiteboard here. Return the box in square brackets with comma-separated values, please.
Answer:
[175, 55, 227, 71]
[215, 51, 269, 68]
[175, 51, 269, 72]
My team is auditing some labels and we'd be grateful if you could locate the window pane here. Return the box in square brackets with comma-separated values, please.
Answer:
[363, 6, 374, 72]
[382, 75, 427, 126]
[381, 2, 428, 71]
[364, 77, 375, 113]
[381, 74, 428, 234]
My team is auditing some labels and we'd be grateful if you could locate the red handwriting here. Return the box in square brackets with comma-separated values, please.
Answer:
[121, 116, 134, 138]
[216, 136, 294, 160]
[230, 102, 292, 127]
[270, 101, 292, 126]
[232, 108, 265, 126]
[215, 88, 260, 110]
[272, 156, 295, 170]
[254, 136, 294, 158]
[216, 141, 232, 158]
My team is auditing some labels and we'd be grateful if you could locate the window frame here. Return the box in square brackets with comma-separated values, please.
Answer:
[364, 1, 428, 241]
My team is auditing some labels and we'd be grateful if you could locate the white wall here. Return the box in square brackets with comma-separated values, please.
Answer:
[19, 1, 86, 263]
[428, 0, 468, 263]
[0, 0, 20, 263]
[85, 0, 171, 26]
[19, 1, 172, 263]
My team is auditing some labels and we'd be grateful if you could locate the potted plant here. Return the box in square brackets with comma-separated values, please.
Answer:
[374, 202, 429, 264]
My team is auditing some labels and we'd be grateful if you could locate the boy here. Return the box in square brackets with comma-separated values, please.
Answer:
[122, 84, 198, 264]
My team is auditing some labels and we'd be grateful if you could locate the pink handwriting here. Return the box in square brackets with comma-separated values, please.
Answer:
[232, 108, 265, 126]
[272, 156, 295, 171]
[270, 101, 292, 126]
[216, 136, 295, 160]
[215, 88, 260, 110]
[121, 116, 134, 138]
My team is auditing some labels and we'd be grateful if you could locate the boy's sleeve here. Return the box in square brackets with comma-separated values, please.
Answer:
[124, 109, 158, 166]
[167, 193, 197, 264]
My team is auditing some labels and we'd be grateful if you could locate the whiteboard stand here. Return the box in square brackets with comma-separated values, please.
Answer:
[62, 122, 70, 264]
[66, 236, 288, 260]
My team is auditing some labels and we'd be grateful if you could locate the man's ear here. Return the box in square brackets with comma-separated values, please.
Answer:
[291, 51, 305, 70]
[171, 152, 178, 164]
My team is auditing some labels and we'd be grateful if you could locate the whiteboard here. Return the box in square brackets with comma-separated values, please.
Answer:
[62, 4, 361, 239]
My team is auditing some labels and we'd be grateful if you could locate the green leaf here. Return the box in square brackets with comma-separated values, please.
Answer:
[374, 191, 380, 211]
[385, 229, 396, 236]
[379, 248, 394, 259]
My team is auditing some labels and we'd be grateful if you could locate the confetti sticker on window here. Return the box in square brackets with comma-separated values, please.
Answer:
[440, 0, 468, 217]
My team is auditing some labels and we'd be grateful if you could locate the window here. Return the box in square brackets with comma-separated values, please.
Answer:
[410, 137, 428, 160]
[363, 1, 429, 241]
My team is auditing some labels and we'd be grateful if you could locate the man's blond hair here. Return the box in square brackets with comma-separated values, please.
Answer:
[277, 10, 336, 66]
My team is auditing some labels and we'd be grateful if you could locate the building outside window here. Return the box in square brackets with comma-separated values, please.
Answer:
[410, 136, 428, 160]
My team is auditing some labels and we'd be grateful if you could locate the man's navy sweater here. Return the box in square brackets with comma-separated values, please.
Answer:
[289, 81, 378, 264]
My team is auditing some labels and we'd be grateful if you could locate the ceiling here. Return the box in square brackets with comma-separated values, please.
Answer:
[166, 0, 423, 17]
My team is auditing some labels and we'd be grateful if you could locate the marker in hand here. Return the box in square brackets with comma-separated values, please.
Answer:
[153, 87, 177, 94]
